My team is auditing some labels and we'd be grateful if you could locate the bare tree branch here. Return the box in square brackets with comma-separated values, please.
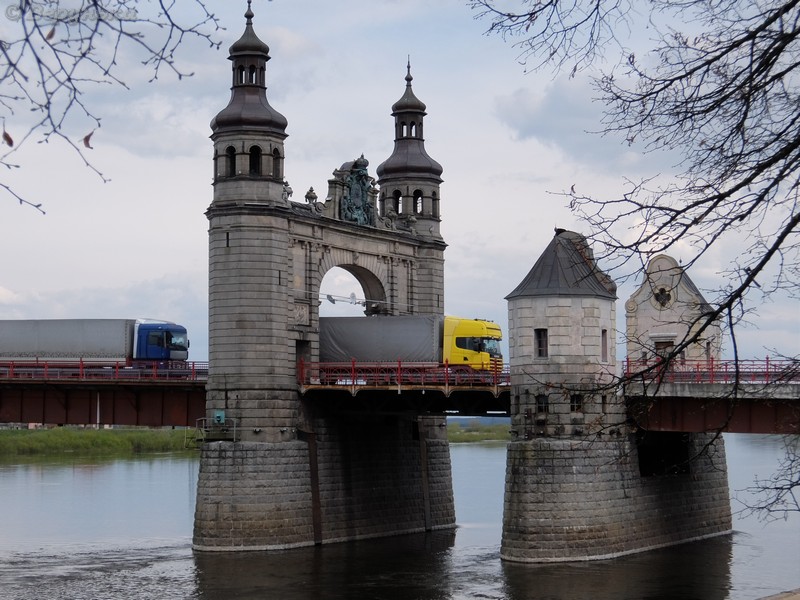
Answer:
[1, 0, 223, 211]
[473, 0, 800, 513]
[737, 435, 800, 520]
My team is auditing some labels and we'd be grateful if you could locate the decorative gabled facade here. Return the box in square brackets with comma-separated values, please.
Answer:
[625, 254, 722, 364]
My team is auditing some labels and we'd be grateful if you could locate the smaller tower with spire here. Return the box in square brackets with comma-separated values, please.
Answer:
[376, 62, 444, 241]
[210, 1, 288, 207]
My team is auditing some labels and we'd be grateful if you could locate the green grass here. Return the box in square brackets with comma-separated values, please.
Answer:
[447, 422, 510, 443]
[0, 422, 508, 456]
[0, 427, 192, 456]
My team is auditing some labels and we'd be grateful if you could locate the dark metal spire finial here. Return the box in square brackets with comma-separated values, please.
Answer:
[245, 0, 254, 23]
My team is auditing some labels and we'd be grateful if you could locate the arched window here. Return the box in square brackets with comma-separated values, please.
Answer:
[249, 146, 262, 175]
[272, 148, 282, 179]
[237, 65, 245, 85]
[413, 189, 423, 214]
[409, 122, 417, 137]
[249, 65, 257, 84]
[400, 122, 407, 137]
[392, 190, 402, 214]
[225, 146, 236, 177]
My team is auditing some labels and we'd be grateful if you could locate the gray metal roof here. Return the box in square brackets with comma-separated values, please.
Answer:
[506, 229, 617, 300]
[210, 4, 288, 136]
[229, 4, 269, 57]
[376, 65, 443, 182]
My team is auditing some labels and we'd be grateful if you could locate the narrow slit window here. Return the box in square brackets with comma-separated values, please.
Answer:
[225, 146, 236, 177]
[249, 146, 262, 175]
[534, 328, 548, 358]
[272, 149, 282, 179]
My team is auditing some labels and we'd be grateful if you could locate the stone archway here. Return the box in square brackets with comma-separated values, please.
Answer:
[320, 264, 388, 316]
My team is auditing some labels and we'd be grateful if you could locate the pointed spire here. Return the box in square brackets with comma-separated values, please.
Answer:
[377, 63, 442, 182]
[392, 61, 427, 114]
[210, 0, 287, 135]
[230, 0, 270, 57]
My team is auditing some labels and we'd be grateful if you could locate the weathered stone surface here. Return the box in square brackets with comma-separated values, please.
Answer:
[501, 434, 732, 562]
[194, 414, 454, 550]
[503, 232, 731, 562]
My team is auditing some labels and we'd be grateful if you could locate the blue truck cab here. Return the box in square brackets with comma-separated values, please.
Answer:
[133, 320, 189, 362]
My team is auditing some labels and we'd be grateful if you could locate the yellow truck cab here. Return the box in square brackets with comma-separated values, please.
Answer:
[442, 316, 503, 370]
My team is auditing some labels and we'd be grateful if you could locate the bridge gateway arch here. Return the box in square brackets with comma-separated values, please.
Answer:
[194, 4, 736, 560]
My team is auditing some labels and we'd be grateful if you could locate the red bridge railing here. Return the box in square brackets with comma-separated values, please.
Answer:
[297, 359, 510, 391]
[0, 360, 209, 382]
[624, 357, 799, 385]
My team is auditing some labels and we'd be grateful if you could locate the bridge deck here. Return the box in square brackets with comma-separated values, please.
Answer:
[2, 358, 797, 431]
[0, 361, 208, 427]
[625, 359, 800, 434]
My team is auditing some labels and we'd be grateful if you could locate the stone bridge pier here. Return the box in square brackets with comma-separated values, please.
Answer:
[500, 231, 732, 562]
[193, 7, 454, 550]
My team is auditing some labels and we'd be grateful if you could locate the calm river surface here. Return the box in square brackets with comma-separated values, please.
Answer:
[0, 435, 798, 599]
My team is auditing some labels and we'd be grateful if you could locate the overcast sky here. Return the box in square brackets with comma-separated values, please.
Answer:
[0, 0, 796, 363]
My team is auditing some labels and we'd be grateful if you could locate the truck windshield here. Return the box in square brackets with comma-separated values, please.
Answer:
[483, 338, 502, 358]
[166, 331, 188, 351]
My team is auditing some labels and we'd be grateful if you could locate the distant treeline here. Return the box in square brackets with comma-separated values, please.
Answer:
[446, 422, 510, 443]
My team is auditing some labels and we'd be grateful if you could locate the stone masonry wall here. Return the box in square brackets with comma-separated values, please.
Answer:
[313, 413, 454, 543]
[194, 441, 314, 551]
[194, 414, 454, 550]
[501, 433, 732, 562]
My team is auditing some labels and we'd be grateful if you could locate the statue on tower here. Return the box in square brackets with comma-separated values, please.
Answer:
[339, 154, 375, 226]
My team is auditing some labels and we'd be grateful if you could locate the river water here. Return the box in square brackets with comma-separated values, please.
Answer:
[0, 434, 797, 599]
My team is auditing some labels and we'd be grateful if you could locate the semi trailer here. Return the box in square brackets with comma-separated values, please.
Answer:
[319, 315, 502, 370]
[0, 318, 190, 364]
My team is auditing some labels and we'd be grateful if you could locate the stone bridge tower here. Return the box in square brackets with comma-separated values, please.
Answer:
[194, 5, 454, 550]
[502, 230, 731, 562]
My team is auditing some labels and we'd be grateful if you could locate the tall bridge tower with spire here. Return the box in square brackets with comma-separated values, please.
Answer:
[193, 4, 455, 550]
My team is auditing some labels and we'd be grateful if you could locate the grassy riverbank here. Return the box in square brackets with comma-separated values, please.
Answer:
[0, 422, 509, 455]
[0, 427, 190, 456]
[447, 422, 510, 443]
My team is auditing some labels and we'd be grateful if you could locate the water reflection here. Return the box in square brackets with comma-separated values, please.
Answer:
[194, 531, 457, 600]
[0, 436, 797, 599]
[502, 535, 734, 600]
[191, 530, 735, 600]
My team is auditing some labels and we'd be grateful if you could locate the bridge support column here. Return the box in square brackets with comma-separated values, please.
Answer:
[500, 433, 732, 562]
[193, 413, 455, 550]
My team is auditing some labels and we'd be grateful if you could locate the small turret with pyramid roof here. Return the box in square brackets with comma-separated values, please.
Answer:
[506, 229, 619, 437]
